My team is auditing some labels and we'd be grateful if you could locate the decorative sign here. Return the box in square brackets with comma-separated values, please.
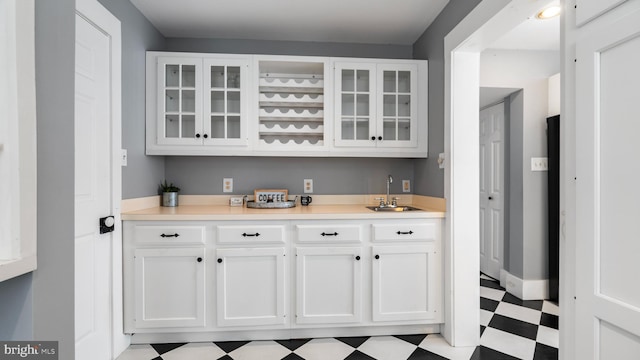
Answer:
[254, 189, 288, 203]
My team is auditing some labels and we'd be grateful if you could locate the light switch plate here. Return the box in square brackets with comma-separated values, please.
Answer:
[223, 178, 233, 193]
[402, 180, 411, 193]
[304, 179, 313, 193]
[531, 157, 549, 171]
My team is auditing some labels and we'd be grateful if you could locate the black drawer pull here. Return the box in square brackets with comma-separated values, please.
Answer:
[321, 232, 338, 237]
[242, 232, 261, 237]
[217, 258, 223, 263]
[375, 254, 380, 260]
[197, 257, 202, 262]
[160, 233, 180, 238]
[355, 255, 361, 261]
[397, 231, 414, 235]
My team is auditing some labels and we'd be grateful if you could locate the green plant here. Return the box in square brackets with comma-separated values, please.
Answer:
[160, 180, 180, 193]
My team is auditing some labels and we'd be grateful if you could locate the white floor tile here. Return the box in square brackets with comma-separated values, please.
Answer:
[480, 286, 506, 302]
[293, 338, 355, 360]
[480, 274, 495, 281]
[480, 309, 494, 327]
[418, 334, 476, 360]
[115, 344, 158, 360]
[357, 336, 416, 360]
[542, 301, 560, 316]
[537, 325, 560, 348]
[481, 327, 536, 360]
[495, 301, 542, 325]
[228, 340, 291, 360]
[161, 342, 226, 360]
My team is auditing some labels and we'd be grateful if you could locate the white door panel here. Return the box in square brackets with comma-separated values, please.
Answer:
[576, 6, 640, 359]
[576, 0, 628, 26]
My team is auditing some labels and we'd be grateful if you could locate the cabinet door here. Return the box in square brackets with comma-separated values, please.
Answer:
[334, 63, 377, 147]
[371, 245, 440, 322]
[156, 57, 203, 145]
[295, 247, 362, 324]
[203, 58, 249, 146]
[376, 64, 418, 148]
[216, 247, 287, 327]
[134, 248, 206, 329]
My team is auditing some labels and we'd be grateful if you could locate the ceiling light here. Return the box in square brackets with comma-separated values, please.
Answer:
[536, 5, 561, 19]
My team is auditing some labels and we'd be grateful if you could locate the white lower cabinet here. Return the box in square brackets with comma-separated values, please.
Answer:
[295, 247, 362, 324]
[371, 244, 439, 322]
[134, 247, 206, 329]
[216, 247, 287, 327]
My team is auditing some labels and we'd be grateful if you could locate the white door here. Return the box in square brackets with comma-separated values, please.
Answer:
[216, 247, 287, 327]
[295, 247, 362, 324]
[75, 0, 122, 358]
[479, 102, 504, 279]
[575, 5, 640, 359]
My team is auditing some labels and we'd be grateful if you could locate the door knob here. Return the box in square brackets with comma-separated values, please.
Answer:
[99, 216, 115, 234]
[488, 196, 493, 200]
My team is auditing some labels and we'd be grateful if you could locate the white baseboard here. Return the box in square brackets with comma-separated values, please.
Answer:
[500, 269, 549, 300]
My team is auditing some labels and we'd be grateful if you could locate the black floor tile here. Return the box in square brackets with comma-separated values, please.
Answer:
[488, 314, 539, 340]
[480, 278, 504, 290]
[336, 336, 370, 348]
[470, 346, 521, 360]
[407, 347, 449, 359]
[281, 353, 305, 360]
[216, 355, 233, 360]
[533, 342, 558, 360]
[344, 350, 377, 360]
[276, 338, 312, 351]
[151, 357, 162, 360]
[394, 334, 428, 346]
[150, 343, 186, 355]
[480, 297, 500, 312]
[540, 313, 559, 329]
[480, 325, 486, 337]
[502, 292, 544, 311]
[215, 340, 251, 353]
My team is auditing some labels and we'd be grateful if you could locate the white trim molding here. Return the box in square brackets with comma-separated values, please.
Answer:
[500, 269, 549, 301]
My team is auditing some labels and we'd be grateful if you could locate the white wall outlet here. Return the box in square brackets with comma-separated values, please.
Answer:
[531, 157, 549, 171]
[304, 179, 313, 193]
[121, 149, 127, 166]
[402, 180, 411, 193]
[223, 178, 233, 193]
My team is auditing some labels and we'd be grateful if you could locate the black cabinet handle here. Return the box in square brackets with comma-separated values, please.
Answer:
[397, 231, 414, 235]
[321, 232, 338, 237]
[242, 232, 261, 237]
[355, 255, 361, 261]
[371, 136, 376, 141]
[203, 134, 208, 138]
[197, 257, 202, 263]
[375, 254, 380, 260]
[488, 196, 493, 200]
[217, 258, 223, 263]
[160, 233, 180, 238]
[378, 136, 382, 140]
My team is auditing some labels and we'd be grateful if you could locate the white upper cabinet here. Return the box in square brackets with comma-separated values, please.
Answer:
[146, 52, 427, 157]
[334, 62, 420, 151]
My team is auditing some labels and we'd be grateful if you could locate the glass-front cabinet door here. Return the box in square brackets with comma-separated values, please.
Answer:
[376, 64, 417, 148]
[203, 58, 249, 146]
[156, 57, 203, 145]
[334, 63, 376, 147]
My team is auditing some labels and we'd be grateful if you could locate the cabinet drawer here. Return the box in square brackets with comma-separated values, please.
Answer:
[217, 225, 286, 244]
[296, 224, 362, 243]
[372, 221, 440, 242]
[133, 225, 206, 245]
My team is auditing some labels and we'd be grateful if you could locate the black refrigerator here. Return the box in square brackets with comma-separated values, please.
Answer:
[547, 115, 560, 302]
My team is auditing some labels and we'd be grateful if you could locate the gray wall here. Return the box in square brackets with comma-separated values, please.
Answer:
[508, 91, 524, 278]
[411, 0, 483, 197]
[0, 273, 33, 340]
[166, 157, 413, 195]
[97, 0, 166, 199]
[162, 39, 415, 195]
[32, 0, 76, 357]
[165, 38, 412, 59]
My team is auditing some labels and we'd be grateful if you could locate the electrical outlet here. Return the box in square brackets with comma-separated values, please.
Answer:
[531, 157, 549, 171]
[121, 149, 127, 166]
[223, 178, 233, 193]
[304, 179, 313, 193]
[438, 153, 445, 169]
[402, 180, 411, 193]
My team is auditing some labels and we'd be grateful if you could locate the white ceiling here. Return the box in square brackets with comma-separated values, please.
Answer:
[489, 1, 560, 51]
[129, 0, 449, 45]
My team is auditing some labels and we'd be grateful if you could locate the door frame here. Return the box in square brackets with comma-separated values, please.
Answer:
[75, 0, 126, 356]
[442, 0, 569, 349]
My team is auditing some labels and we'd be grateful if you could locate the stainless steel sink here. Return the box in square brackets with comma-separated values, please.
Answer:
[366, 206, 421, 212]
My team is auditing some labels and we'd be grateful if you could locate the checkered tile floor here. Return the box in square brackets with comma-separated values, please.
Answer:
[117, 274, 559, 360]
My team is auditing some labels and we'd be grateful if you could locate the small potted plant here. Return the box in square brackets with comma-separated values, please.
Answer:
[160, 180, 180, 207]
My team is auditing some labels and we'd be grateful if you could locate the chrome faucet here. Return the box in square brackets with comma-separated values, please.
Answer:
[376, 174, 398, 208]
[386, 174, 393, 206]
